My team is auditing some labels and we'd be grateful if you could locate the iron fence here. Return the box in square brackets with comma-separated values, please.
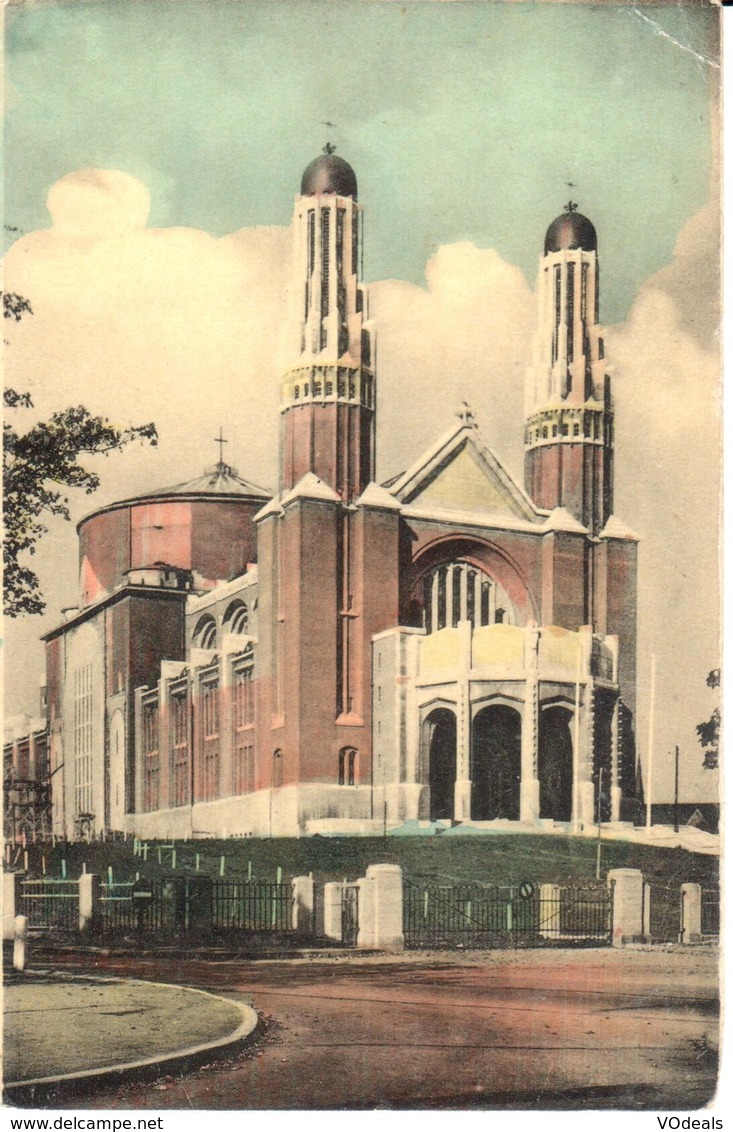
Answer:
[403, 880, 611, 949]
[700, 887, 720, 939]
[645, 883, 682, 944]
[212, 880, 293, 933]
[18, 878, 79, 931]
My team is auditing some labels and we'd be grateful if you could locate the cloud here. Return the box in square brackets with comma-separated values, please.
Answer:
[3, 171, 721, 804]
[606, 198, 720, 800]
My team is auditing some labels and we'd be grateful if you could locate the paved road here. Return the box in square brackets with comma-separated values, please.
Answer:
[20, 947, 719, 1110]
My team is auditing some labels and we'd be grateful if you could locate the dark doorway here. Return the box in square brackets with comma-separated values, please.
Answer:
[538, 706, 574, 821]
[471, 705, 521, 820]
[425, 709, 457, 821]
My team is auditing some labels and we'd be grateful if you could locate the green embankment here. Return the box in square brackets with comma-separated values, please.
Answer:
[11, 833, 718, 888]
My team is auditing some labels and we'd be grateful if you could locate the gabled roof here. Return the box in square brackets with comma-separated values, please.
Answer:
[386, 420, 544, 525]
[599, 515, 640, 541]
[281, 472, 341, 506]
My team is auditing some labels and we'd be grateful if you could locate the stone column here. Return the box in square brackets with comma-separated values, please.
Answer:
[356, 874, 377, 949]
[78, 872, 101, 934]
[323, 882, 344, 941]
[454, 621, 472, 821]
[680, 883, 702, 945]
[291, 875, 315, 935]
[365, 864, 404, 951]
[521, 625, 540, 821]
[610, 698, 622, 821]
[579, 676, 596, 827]
[608, 868, 644, 947]
[13, 914, 28, 972]
[133, 686, 148, 817]
[3, 872, 20, 941]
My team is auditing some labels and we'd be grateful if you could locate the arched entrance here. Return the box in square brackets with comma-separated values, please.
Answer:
[424, 709, 457, 821]
[471, 705, 521, 820]
[538, 706, 574, 821]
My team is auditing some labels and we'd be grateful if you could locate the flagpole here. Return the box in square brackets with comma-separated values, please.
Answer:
[645, 654, 656, 831]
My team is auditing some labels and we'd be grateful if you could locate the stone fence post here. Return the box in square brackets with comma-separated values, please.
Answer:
[79, 873, 101, 934]
[323, 882, 344, 942]
[539, 883, 561, 940]
[357, 864, 404, 952]
[13, 914, 28, 972]
[680, 883, 702, 945]
[3, 873, 20, 941]
[291, 875, 315, 935]
[608, 868, 644, 947]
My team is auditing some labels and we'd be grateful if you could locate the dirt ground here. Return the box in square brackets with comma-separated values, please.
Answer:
[8, 945, 719, 1111]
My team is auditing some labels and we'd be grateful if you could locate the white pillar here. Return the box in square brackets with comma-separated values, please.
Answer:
[430, 572, 439, 634]
[446, 566, 454, 628]
[454, 621, 472, 821]
[356, 874, 377, 949]
[365, 864, 404, 951]
[610, 698, 622, 821]
[680, 883, 702, 945]
[608, 868, 644, 947]
[323, 882, 344, 942]
[79, 872, 100, 934]
[291, 875, 314, 935]
[3, 872, 19, 941]
[13, 915, 28, 972]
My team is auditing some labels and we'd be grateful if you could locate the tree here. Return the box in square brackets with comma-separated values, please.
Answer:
[3, 291, 157, 617]
[696, 668, 720, 770]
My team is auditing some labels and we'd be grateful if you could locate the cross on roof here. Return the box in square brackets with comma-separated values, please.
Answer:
[214, 427, 228, 465]
[456, 401, 476, 427]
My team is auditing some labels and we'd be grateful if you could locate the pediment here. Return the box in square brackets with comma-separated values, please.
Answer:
[389, 424, 541, 524]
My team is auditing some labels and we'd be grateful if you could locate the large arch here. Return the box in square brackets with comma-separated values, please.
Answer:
[471, 705, 522, 821]
[538, 705, 574, 821]
[423, 708, 457, 821]
[409, 534, 538, 628]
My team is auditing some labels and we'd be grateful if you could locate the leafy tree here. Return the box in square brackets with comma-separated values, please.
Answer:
[3, 291, 157, 617]
[696, 668, 720, 770]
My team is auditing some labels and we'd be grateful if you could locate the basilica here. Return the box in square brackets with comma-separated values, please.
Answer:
[7, 149, 640, 840]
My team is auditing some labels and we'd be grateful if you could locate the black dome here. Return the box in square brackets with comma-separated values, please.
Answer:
[301, 153, 357, 199]
[544, 210, 597, 254]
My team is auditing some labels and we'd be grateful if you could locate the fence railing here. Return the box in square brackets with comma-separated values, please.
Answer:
[18, 878, 79, 931]
[403, 881, 612, 949]
[212, 880, 293, 932]
[700, 887, 720, 939]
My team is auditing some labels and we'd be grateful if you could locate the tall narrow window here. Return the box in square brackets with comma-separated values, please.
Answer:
[232, 656, 255, 794]
[196, 674, 220, 802]
[74, 664, 93, 816]
[339, 747, 357, 786]
[553, 265, 562, 363]
[566, 262, 575, 364]
[142, 695, 160, 812]
[170, 684, 190, 808]
[321, 209, 330, 319]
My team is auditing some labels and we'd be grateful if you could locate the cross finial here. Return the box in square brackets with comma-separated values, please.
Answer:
[214, 427, 228, 466]
[456, 401, 476, 427]
[323, 141, 337, 155]
[565, 200, 579, 214]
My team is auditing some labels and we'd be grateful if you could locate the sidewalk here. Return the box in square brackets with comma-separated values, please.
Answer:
[4, 971, 258, 1095]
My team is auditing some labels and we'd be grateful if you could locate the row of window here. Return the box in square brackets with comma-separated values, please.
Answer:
[423, 562, 517, 634]
[291, 374, 373, 405]
[525, 413, 605, 446]
[193, 598, 254, 651]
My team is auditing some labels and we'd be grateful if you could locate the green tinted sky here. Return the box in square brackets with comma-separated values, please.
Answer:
[5, 0, 717, 322]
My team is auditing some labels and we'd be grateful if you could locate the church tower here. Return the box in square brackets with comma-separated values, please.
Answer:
[280, 146, 375, 502]
[524, 203, 613, 535]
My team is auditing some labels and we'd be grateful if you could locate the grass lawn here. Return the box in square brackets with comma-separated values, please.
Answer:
[11, 831, 718, 889]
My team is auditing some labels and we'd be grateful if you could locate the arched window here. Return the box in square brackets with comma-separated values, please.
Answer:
[193, 614, 217, 650]
[422, 562, 519, 634]
[338, 747, 357, 786]
[224, 600, 249, 636]
[272, 748, 283, 788]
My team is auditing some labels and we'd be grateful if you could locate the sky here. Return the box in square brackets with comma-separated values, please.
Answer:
[3, 0, 721, 804]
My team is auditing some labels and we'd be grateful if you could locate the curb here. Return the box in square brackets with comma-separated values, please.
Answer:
[4, 977, 260, 1104]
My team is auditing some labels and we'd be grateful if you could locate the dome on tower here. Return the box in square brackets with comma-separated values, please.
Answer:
[544, 207, 597, 255]
[301, 149, 357, 199]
